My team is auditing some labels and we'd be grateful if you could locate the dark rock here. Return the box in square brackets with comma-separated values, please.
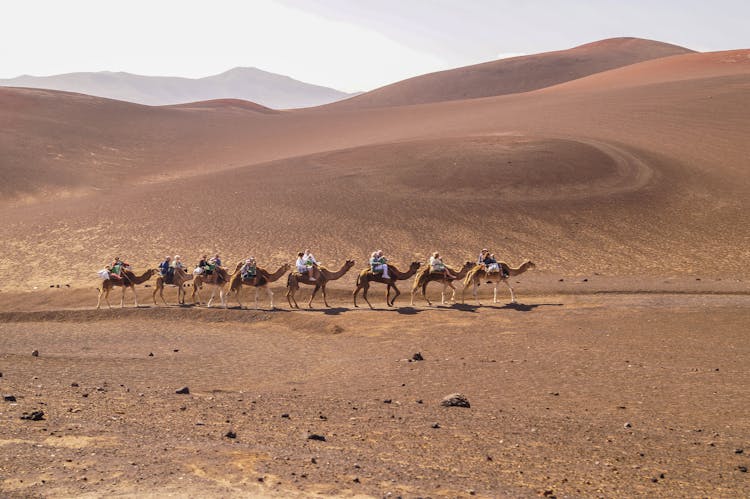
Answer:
[20, 411, 45, 421]
[307, 433, 326, 441]
[352, 477, 360, 483]
[173, 349, 179, 353]
[543, 490, 554, 497]
[225, 431, 237, 439]
[257, 477, 265, 482]
[431, 423, 441, 429]
[383, 399, 392, 404]
[281, 413, 290, 419]
[175, 387, 190, 395]
[3, 395, 17, 402]
[0, 372, 3, 377]
[148, 352, 154, 357]
[738, 466, 748, 473]
[71, 383, 79, 387]
[311, 458, 317, 464]
[659, 473, 665, 479]
[416, 399, 423, 404]
[624, 422, 632, 428]
[319, 414, 327, 420]
[440, 393, 471, 408]
[651, 477, 659, 483]
[559, 278, 564, 282]
[412, 352, 424, 361]
[735, 449, 744, 454]
[31, 350, 39, 357]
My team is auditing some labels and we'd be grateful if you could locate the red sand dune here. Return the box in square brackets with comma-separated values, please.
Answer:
[329, 37, 694, 109]
[0, 41, 749, 290]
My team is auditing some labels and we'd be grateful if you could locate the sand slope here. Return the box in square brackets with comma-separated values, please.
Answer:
[1, 48, 749, 290]
[329, 37, 694, 109]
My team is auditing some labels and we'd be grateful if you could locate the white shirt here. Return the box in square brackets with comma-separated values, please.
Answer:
[296, 257, 307, 272]
[303, 252, 317, 265]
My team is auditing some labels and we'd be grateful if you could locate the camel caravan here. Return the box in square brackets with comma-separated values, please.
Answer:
[96, 249, 535, 310]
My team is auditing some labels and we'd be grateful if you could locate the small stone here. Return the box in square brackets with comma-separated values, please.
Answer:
[173, 349, 179, 352]
[307, 433, 326, 441]
[311, 458, 317, 464]
[416, 399, 423, 404]
[440, 393, 470, 408]
[624, 422, 632, 428]
[383, 399, 392, 404]
[225, 431, 236, 439]
[71, 383, 79, 387]
[582, 278, 588, 282]
[281, 413, 290, 419]
[431, 423, 441, 429]
[738, 466, 748, 473]
[659, 473, 665, 479]
[3, 395, 17, 402]
[20, 411, 45, 421]
[353, 477, 360, 483]
[651, 477, 659, 483]
[412, 352, 424, 361]
[543, 490, 554, 497]
[558, 278, 564, 282]
[148, 352, 154, 357]
[735, 449, 744, 454]
[257, 477, 265, 482]
[175, 387, 190, 395]
[31, 350, 39, 357]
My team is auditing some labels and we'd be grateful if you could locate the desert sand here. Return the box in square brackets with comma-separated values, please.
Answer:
[1, 38, 750, 497]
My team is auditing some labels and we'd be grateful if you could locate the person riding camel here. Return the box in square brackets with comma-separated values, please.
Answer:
[213, 254, 222, 267]
[370, 250, 390, 279]
[107, 256, 130, 281]
[479, 249, 509, 278]
[303, 248, 320, 281]
[159, 256, 171, 278]
[295, 252, 315, 281]
[241, 257, 257, 282]
[429, 252, 457, 279]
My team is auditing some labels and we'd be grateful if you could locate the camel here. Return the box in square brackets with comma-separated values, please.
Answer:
[462, 260, 536, 305]
[410, 261, 476, 306]
[191, 261, 243, 308]
[96, 268, 158, 310]
[353, 262, 421, 309]
[152, 267, 193, 306]
[228, 263, 291, 309]
[286, 260, 356, 308]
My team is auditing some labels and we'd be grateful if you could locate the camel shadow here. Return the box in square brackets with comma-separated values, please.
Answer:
[483, 302, 564, 312]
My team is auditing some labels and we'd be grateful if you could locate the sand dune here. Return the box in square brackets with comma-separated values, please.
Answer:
[328, 37, 693, 109]
[1, 45, 749, 290]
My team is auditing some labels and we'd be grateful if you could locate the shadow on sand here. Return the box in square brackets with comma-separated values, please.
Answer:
[481, 302, 564, 312]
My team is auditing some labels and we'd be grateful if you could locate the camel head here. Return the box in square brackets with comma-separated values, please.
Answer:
[524, 260, 536, 269]
[408, 261, 421, 272]
[460, 261, 475, 272]
[344, 259, 356, 270]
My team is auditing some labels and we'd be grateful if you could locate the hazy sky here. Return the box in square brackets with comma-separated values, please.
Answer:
[1, 1, 748, 92]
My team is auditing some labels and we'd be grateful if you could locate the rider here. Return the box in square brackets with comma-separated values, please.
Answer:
[159, 256, 171, 278]
[241, 257, 257, 281]
[213, 253, 222, 268]
[479, 249, 508, 278]
[303, 248, 320, 281]
[429, 252, 457, 279]
[296, 252, 315, 281]
[370, 250, 390, 279]
[107, 256, 129, 281]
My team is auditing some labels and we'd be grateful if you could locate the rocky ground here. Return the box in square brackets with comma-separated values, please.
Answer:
[1, 283, 749, 498]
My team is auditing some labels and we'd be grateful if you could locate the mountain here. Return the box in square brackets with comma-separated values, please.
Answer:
[329, 37, 694, 109]
[0, 67, 354, 109]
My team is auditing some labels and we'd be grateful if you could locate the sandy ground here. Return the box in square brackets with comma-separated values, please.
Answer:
[1, 279, 749, 498]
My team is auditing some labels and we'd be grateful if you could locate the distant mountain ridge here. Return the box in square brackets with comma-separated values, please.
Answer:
[0, 67, 354, 109]
[330, 37, 695, 109]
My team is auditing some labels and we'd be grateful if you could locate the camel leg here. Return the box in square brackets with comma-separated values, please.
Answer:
[207, 287, 215, 308]
[267, 286, 274, 309]
[220, 288, 228, 309]
[361, 282, 373, 310]
[152, 282, 159, 306]
[385, 284, 392, 307]
[447, 282, 457, 303]
[421, 282, 432, 306]
[321, 284, 330, 308]
[254, 287, 260, 310]
[353, 285, 361, 308]
[286, 286, 296, 309]
[234, 286, 244, 309]
[308, 283, 321, 308]
[503, 279, 516, 303]
[390, 283, 401, 307]
[493, 282, 498, 304]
